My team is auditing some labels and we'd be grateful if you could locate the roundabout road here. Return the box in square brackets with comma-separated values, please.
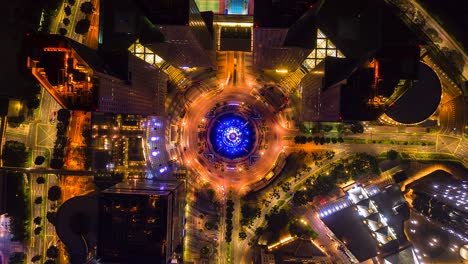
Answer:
[181, 85, 288, 190]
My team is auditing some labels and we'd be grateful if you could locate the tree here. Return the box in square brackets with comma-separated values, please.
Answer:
[287, 219, 318, 239]
[241, 204, 260, 226]
[36, 176, 45, 184]
[313, 136, 319, 145]
[80, 1, 94, 14]
[34, 217, 42, 225]
[34, 197, 43, 204]
[31, 255, 41, 262]
[350, 123, 364, 133]
[425, 27, 442, 43]
[319, 137, 325, 145]
[34, 156, 46, 165]
[63, 18, 70, 26]
[57, 109, 71, 123]
[239, 231, 247, 240]
[9, 252, 26, 264]
[27, 95, 40, 109]
[48, 186, 62, 201]
[2, 141, 28, 167]
[64, 6, 72, 16]
[387, 150, 399, 160]
[59, 28, 67, 36]
[45, 0, 62, 10]
[292, 190, 309, 206]
[294, 136, 306, 144]
[46, 245, 59, 259]
[254, 227, 264, 236]
[313, 175, 335, 195]
[46, 212, 57, 225]
[325, 151, 335, 160]
[266, 209, 288, 234]
[75, 18, 91, 34]
[34, 226, 42, 235]
[226, 210, 233, 219]
[7, 115, 25, 128]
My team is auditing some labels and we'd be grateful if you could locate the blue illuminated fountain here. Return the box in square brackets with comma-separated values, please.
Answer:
[209, 113, 256, 160]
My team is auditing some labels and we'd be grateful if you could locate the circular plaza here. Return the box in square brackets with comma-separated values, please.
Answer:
[180, 85, 288, 189]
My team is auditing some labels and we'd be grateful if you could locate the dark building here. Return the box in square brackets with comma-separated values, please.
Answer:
[253, 0, 440, 123]
[384, 62, 442, 124]
[135, 0, 215, 67]
[55, 196, 99, 264]
[300, 54, 441, 123]
[253, 27, 313, 71]
[286, 0, 438, 122]
[382, 245, 421, 264]
[300, 57, 380, 121]
[254, 0, 316, 28]
[409, 170, 468, 237]
[54, 180, 186, 264]
[98, 180, 185, 263]
[98, 0, 215, 89]
[27, 35, 167, 115]
[320, 184, 411, 262]
[253, 0, 318, 71]
[315, 0, 419, 60]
